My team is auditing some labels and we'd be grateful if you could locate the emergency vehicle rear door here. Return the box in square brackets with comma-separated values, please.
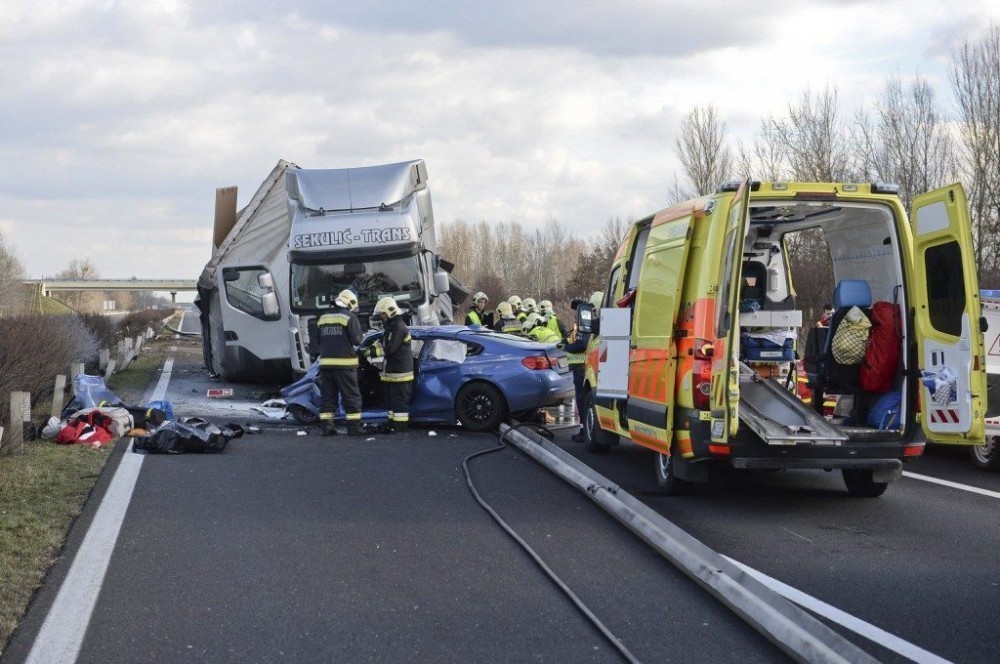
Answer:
[595, 307, 632, 403]
[626, 219, 691, 451]
[911, 183, 986, 443]
[710, 183, 751, 442]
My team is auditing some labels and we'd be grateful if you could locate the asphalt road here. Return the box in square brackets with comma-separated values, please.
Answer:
[5, 306, 998, 663]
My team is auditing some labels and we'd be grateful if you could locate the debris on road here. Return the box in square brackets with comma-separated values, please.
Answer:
[206, 388, 234, 398]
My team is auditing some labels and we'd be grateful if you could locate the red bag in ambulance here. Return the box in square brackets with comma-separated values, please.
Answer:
[859, 302, 901, 393]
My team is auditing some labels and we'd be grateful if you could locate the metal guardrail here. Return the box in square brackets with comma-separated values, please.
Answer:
[499, 423, 881, 664]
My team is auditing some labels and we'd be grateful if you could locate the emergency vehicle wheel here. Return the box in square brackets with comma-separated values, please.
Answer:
[584, 392, 616, 453]
[456, 382, 507, 432]
[654, 451, 690, 495]
[970, 436, 1000, 471]
[841, 469, 889, 497]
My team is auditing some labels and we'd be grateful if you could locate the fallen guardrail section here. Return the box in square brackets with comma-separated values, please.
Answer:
[499, 423, 881, 664]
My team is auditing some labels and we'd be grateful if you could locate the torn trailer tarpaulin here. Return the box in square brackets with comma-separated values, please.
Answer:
[133, 418, 244, 454]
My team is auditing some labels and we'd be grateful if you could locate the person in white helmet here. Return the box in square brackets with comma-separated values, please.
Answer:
[521, 297, 538, 318]
[507, 295, 527, 322]
[316, 289, 364, 436]
[465, 291, 493, 327]
[492, 301, 522, 333]
[538, 299, 567, 337]
[374, 296, 413, 432]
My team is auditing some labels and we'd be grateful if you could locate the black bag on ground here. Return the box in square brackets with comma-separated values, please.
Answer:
[133, 418, 244, 454]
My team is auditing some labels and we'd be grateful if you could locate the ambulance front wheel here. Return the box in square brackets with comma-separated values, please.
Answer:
[584, 392, 616, 454]
[842, 469, 889, 497]
[654, 450, 690, 496]
[969, 436, 1000, 471]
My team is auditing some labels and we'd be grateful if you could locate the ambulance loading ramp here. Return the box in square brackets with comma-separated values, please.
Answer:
[738, 364, 847, 446]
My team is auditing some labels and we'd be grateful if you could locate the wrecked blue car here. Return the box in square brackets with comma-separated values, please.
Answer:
[281, 326, 574, 431]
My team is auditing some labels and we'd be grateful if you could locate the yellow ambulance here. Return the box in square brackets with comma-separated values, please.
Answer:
[576, 181, 985, 496]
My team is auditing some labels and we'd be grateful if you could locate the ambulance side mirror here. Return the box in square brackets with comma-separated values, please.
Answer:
[980, 316, 988, 333]
[577, 304, 595, 334]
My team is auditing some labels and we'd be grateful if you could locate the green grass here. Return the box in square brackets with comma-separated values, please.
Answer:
[39, 297, 75, 315]
[0, 336, 171, 654]
[0, 440, 112, 649]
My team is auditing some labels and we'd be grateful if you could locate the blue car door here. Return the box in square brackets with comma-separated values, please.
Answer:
[413, 338, 468, 417]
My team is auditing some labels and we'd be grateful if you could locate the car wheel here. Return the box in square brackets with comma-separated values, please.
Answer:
[842, 469, 889, 497]
[456, 382, 508, 432]
[287, 403, 319, 425]
[969, 436, 1000, 471]
[584, 391, 617, 454]
[654, 449, 690, 495]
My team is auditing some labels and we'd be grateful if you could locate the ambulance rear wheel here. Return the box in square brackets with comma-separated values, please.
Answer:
[654, 450, 690, 496]
[584, 392, 615, 454]
[842, 469, 889, 497]
[969, 436, 1000, 471]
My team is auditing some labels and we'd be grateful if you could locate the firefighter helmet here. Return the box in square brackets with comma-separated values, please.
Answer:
[336, 289, 359, 312]
[374, 296, 400, 319]
[538, 300, 553, 315]
[496, 301, 513, 318]
[522, 298, 537, 314]
[521, 312, 542, 333]
[473, 291, 489, 304]
[507, 295, 522, 310]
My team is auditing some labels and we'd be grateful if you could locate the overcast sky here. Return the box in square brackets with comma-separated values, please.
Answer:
[2, 0, 999, 281]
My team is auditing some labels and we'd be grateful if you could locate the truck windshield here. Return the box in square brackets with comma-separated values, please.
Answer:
[290, 256, 424, 312]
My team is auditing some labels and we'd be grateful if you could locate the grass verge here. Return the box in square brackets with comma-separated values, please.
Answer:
[0, 330, 174, 654]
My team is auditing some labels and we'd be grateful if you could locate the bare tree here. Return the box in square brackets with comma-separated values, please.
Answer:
[56, 257, 101, 312]
[671, 105, 733, 201]
[771, 85, 854, 181]
[854, 72, 955, 209]
[568, 217, 629, 299]
[736, 119, 790, 182]
[951, 24, 1000, 283]
[0, 230, 27, 316]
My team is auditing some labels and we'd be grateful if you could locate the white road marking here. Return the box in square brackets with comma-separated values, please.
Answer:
[724, 556, 951, 664]
[902, 471, 1000, 500]
[25, 359, 174, 664]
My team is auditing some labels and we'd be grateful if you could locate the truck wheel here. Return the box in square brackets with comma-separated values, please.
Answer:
[287, 403, 319, 425]
[969, 436, 1000, 471]
[584, 392, 616, 454]
[842, 469, 889, 497]
[654, 450, 690, 496]
[456, 382, 508, 432]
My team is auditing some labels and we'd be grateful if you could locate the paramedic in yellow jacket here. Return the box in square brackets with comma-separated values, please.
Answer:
[374, 296, 414, 432]
[317, 289, 364, 436]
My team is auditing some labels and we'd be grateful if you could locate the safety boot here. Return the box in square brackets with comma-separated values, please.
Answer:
[347, 421, 365, 436]
[322, 422, 337, 437]
[393, 421, 408, 433]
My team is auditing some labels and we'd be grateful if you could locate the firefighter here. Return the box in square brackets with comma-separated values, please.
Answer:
[374, 296, 413, 432]
[493, 301, 522, 333]
[564, 291, 602, 442]
[317, 289, 364, 436]
[465, 291, 493, 327]
[508, 295, 527, 322]
[521, 298, 538, 318]
[523, 313, 561, 343]
[538, 299, 567, 337]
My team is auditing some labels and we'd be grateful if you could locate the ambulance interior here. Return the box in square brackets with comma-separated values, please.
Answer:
[736, 200, 909, 441]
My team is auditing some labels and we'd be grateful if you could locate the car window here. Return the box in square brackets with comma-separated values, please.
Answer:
[424, 339, 468, 363]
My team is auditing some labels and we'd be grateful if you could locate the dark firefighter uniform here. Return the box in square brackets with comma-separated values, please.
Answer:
[381, 314, 414, 429]
[316, 305, 363, 433]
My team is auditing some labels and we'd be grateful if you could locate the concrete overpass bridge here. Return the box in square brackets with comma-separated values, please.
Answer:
[24, 279, 198, 303]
